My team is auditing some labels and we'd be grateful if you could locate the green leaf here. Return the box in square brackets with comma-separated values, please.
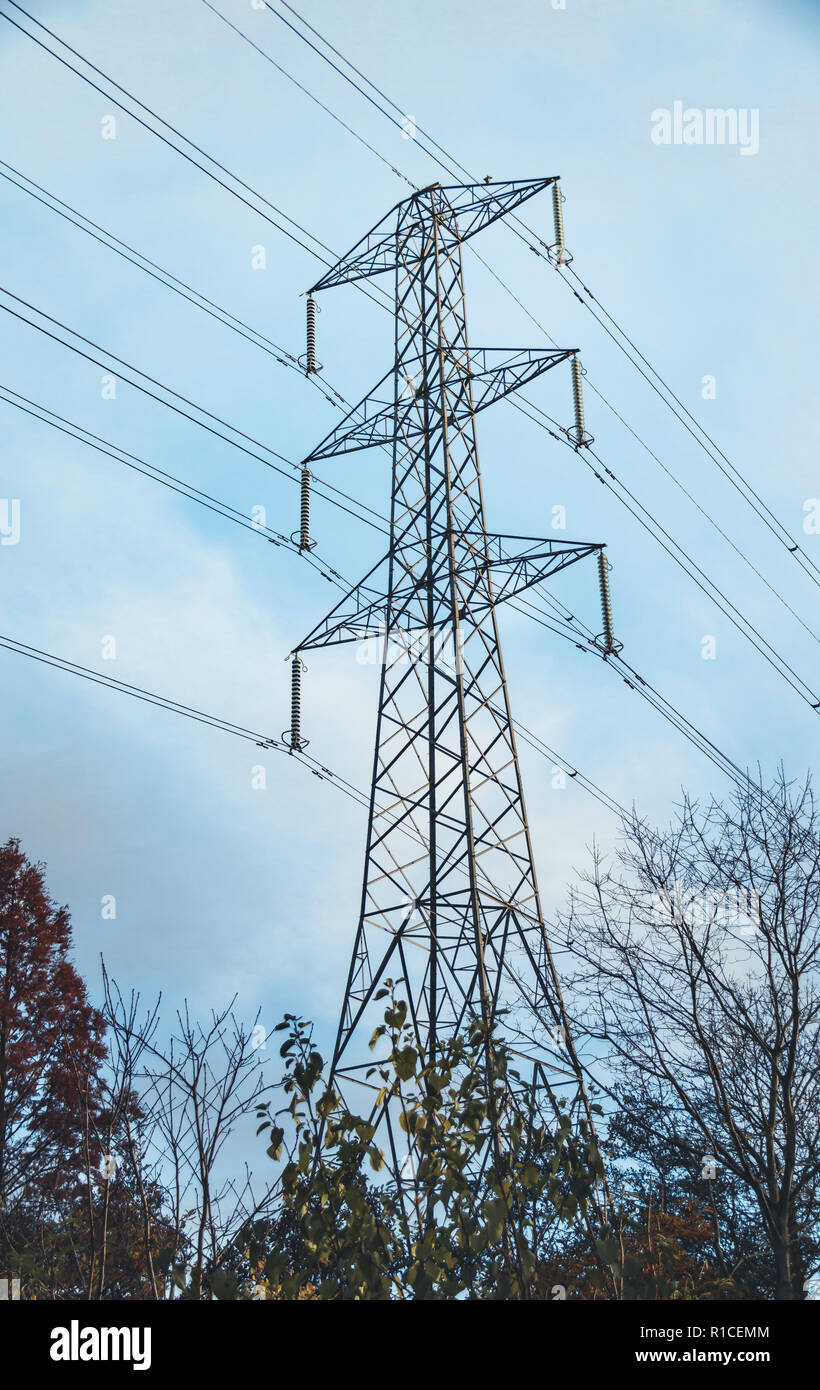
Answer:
[393, 1045, 418, 1081]
[596, 1236, 621, 1266]
[210, 1269, 238, 1301]
[266, 1125, 285, 1161]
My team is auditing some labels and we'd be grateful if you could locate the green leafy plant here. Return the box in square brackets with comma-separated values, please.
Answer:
[244, 984, 606, 1300]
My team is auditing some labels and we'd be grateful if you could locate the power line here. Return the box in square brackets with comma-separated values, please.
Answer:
[515, 596, 774, 798]
[20, 0, 814, 693]
[258, 0, 451, 172]
[0, 629, 405, 824]
[514, 577, 816, 824]
[0, 374, 633, 823]
[0, 285, 389, 536]
[3, 356, 770, 823]
[6, 263, 812, 802]
[200, 0, 417, 192]
[270, 0, 477, 181]
[0, 633, 629, 965]
[0, 419, 763, 831]
[509, 393, 820, 714]
[0, 157, 354, 414]
[252, 0, 820, 595]
[506, 580, 788, 810]
[19, 118, 814, 716]
[3, 7, 808, 810]
[204, 0, 573, 391]
[4, 5, 800, 1006]
[0, 632, 283, 746]
[561, 261, 820, 590]
[572, 372, 820, 650]
[2, 365, 752, 816]
[0, 626, 628, 888]
[5, 278, 810, 800]
[12, 134, 819, 690]
[0, 5, 328, 262]
[0, 1, 392, 313]
[0, 382, 349, 591]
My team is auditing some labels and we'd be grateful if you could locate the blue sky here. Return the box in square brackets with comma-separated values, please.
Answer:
[1, 0, 819, 1061]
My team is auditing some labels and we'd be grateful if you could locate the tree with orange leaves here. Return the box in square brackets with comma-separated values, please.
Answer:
[0, 837, 108, 1224]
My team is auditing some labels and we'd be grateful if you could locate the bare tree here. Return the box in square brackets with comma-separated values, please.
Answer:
[48, 969, 171, 1300]
[107, 997, 279, 1298]
[534, 770, 820, 1300]
[98, 967, 167, 1299]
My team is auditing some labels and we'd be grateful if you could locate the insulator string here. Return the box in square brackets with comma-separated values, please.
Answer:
[286, 654, 307, 751]
[305, 294, 317, 374]
[551, 181, 571, 266]
[570, 353, 592, 447]
[597, 549, 618, 654]
[299, 465, 312, 550]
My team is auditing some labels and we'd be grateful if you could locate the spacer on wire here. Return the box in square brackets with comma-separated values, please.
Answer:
[283, 654, 309, 752]
[567, 353, 594, 447]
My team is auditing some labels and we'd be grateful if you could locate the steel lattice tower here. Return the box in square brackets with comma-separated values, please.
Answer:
[291, 179, 612, 1172]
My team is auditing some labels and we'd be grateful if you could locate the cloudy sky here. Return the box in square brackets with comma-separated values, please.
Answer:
[1, 0, 819, 1061]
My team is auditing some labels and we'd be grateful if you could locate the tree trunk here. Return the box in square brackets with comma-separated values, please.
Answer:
[773, 1215, 793, 1300]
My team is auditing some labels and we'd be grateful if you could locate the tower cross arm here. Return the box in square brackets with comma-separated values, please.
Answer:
[303, 367, 397, 464]
[294, 554, 430, 652]
[458, 535, 603, 611]
[465, 346, 575, 413]
[308, 178, 559, 293]
[308, 205, 403, 292]
[294, 554, 390, 652]
[304, 348, 576, 464]
[295, 538, 604, 651]
[436, 177, 558, 241]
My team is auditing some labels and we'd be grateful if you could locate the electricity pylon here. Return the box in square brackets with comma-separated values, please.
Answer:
[290, 179, 615, 1179]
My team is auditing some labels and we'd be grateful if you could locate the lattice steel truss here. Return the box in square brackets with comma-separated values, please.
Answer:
[294, 179, 610, 1175]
